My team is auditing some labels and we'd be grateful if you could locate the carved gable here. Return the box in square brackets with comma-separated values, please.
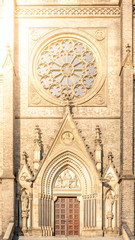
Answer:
[103, 153, 119, 189]
[19, 163, 32, 189]
[45, 107, 94, 162]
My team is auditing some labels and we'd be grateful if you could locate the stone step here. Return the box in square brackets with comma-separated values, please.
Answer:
[16, 236, 123, 240]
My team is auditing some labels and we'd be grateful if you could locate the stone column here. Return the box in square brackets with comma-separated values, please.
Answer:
[120, 0, 134, 234]
[39, 194, 53, 236]
[1, 0, 15, 235]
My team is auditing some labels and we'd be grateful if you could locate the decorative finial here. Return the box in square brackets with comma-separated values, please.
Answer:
[22, 151, 26, 163]
[108, 152, 113, 163]
[34, 125, 41, 148]
[95, 125, 102, 146]
[119, 43, 133, 76]
[126, 43, 131, 54]
[94, 125, 102, 174]
[22, 151, 28, 166]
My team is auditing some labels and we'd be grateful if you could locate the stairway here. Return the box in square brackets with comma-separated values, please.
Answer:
[15, 236, 123, 240]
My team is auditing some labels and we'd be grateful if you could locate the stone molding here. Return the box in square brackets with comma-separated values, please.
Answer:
[15, 6, 120, 18]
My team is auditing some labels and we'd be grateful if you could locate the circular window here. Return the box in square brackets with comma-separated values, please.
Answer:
[35, 38, 98, 102]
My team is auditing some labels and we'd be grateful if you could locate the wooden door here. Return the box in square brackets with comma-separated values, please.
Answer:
[55, 197, 80, 236]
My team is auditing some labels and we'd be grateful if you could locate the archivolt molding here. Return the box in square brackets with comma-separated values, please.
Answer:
[42, 157, 88, 195]
[15, 6, 120, 18]
[30, 28, 107, 106]
[47, 160, 86, 193]
[40, 151, 98, 195]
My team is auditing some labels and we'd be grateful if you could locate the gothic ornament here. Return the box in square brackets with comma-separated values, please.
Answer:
[35, 38, 97, 101]
[54, 169, 80, 189]
[95, 30, 105, 41]
[33, 125, 41, 171]
[106, 190, 115, 231]
[94, 125, 102, 173]
[61, 131, 74, 145]
[21, 190, 29, 231]
[119, 44, 133, 76]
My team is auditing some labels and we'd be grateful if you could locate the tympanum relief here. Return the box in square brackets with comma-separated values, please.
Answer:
[54, 169, 80, 189]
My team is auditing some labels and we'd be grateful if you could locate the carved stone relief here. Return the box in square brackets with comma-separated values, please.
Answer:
[54, 169, 80, 189]
[15, 6, 120, 18]
[61, 131, 74, 145]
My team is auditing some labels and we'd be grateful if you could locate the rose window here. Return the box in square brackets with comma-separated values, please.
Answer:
[36, 38, 97, 101]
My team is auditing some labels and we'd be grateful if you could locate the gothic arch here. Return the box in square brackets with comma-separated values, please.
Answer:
[41, 151, 97, 195]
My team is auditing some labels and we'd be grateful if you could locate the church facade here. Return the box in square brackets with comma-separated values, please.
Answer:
[0, 0, 135, 239]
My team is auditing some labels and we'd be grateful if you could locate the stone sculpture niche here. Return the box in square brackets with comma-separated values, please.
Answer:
[106, 190, 115, 231]
[21, 190, 29, 231]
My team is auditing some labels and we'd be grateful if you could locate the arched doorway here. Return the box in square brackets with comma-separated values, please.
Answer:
[53, 168, 81, 236]
[38, 152, 102, 236]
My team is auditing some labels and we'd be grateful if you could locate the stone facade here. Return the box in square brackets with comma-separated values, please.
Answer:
[0, 0, 135, 238]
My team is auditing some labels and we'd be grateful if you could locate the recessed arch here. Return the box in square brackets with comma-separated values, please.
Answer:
[41, 151, 98, 195]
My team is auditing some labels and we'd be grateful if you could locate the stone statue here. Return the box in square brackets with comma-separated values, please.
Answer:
[106, 190, 114, 230]
[106, 190, 114, 213]
[21, 190, 29, 212]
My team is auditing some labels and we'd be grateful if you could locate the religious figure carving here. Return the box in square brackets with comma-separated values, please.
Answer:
[62, 131, 74, 145]
[21, 190, 29, 212]
[55, 169, 80, 189]
[106, 190, 115, 231]
[21, 190, 29, 231]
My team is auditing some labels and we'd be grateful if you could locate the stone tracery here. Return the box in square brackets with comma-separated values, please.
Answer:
[36, 38, 97, 101]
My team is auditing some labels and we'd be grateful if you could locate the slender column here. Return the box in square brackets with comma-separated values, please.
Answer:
[115, 200, 117, 228]
[40, 194, 52, 236]
[90, 199, 93, 227]
[29, 195, 33, 229]
[121, 0, 134, 234]
[2, 0, 15, 235]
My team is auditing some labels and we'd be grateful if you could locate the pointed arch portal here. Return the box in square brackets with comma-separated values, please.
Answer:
[19, 110, 119, 237]
[37, 151, 102, 236]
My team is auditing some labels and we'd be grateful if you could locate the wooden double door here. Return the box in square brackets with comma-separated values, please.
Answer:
[55, 197, 80, 236]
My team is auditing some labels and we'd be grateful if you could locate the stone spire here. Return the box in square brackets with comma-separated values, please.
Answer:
[94, 125, 102, 173]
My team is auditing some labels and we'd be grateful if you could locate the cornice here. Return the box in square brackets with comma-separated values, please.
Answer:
[15, 5, 120, 18]
[16, 0, 120, 6]
[118, 175, 135, 183]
